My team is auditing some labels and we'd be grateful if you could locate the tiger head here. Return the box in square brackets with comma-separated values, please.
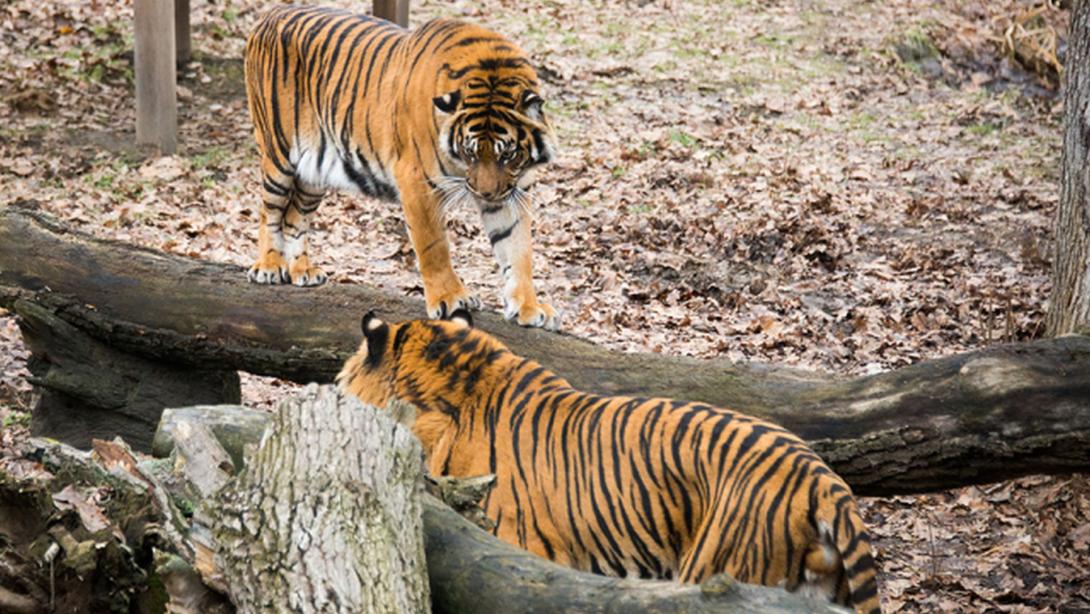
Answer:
[433, 63, 556, 206]
[336, 309, 509, 416]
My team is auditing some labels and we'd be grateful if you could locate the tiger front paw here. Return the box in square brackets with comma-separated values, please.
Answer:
[426, 286, 481, 320]
[504, 299, 559, 331]
[289, 255, 327, 287]
[248, 251, 289, 285]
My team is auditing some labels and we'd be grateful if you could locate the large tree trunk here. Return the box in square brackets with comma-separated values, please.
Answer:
[1, 204, 1089, 496]
[208, 385, 430, 613]
[15, 297, 240, 451]
[1048, 0, 1090, 336]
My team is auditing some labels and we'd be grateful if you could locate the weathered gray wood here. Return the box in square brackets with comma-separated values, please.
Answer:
[175, 0, 191, 66]
[3, 205, 1090, 496]
[12, 297, 240, 452]
[373, 0, 410, 27]
[134, 0, 177, 153]
[171, 419, 234, 500]
[1048, 0, 1090, 336]
[208, 385, 431, 613]
[154, 405, 269, 470]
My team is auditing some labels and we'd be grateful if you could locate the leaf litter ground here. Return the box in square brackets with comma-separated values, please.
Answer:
[0, 0, 1086, 611]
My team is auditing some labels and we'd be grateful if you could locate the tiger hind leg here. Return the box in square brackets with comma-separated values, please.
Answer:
[283, 181, 326, 287]
[796, 523, 845, 605]
[249, 164, 292, 284]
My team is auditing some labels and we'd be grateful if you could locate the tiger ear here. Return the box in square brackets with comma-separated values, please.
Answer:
[433, 90, 461, 114]
[521, 91, 544, 121]
[361, 311, 390, 367]
[448, 309, 473, 329]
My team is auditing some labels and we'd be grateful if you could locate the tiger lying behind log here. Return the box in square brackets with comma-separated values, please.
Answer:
[337, 312, 881, 614]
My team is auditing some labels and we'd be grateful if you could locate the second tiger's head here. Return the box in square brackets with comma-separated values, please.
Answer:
[336, 309, 500, 409]
[433, 76, 556, 206]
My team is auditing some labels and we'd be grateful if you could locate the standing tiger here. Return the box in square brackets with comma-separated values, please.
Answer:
[244, 6, 558, 329]
[337, 312, 882, 614]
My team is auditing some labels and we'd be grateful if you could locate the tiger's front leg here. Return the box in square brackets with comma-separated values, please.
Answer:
[248, 166, 291, 285]
[282, 181, 327, 287]
[482, 200, 558, 330]
[398, 173, 481, 318]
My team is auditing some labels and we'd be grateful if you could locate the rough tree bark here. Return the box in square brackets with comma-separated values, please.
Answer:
[208, 385, 430, 613]
[2, 204, 1090, 496]
[1048, 0, 1090, 336]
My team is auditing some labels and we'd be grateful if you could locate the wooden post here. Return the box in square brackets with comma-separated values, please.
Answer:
[175, 0, 191, 66]
[373, 0, 410, 27]
[134, 0, 178, 154]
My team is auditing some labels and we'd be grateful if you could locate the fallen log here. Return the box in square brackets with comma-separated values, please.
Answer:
[2, 203, 1089, 495]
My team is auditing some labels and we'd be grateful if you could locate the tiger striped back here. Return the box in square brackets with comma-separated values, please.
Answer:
[338, 313, 881, 614]
[244, 6, 558, 329]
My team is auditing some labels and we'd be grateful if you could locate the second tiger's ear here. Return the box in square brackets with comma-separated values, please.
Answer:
[361, 311, 389, 366]
[361, 311, 385, 334]
[433, 90, 461, 114]
[448, 308, 473, 329]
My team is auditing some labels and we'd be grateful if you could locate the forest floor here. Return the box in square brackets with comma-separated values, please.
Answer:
[1, 0, 1088, 611]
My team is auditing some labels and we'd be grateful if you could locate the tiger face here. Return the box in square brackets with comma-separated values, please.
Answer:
[434, 80, 555, 205]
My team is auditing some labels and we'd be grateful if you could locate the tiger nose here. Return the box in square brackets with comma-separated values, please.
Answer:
[469, 182, 502, 201]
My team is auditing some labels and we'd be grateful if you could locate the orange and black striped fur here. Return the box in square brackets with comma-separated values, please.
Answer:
[245, 6, 558, 328]
[337, 312, 881, 614]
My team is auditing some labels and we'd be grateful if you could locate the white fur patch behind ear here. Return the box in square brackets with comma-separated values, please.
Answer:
[361, 310, 385, 334]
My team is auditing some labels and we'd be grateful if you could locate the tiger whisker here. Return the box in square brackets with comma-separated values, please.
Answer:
[431, 176, 471, 224]
[508, 187, 533, 220]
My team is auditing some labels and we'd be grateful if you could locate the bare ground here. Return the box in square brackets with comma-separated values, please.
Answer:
[0, 0, 1087, 611]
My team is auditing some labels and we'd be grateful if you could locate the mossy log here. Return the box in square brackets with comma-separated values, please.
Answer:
[2, 203, 1089, 496]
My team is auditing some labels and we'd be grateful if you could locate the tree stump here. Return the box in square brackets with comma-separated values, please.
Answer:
[208, 385, 430, 613]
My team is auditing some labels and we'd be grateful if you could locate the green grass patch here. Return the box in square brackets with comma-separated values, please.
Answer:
[966, 122, 999, 137]
[2, 412, 30, 428]
[670, 130, 698, 148]
[192, 146, 230, 170]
